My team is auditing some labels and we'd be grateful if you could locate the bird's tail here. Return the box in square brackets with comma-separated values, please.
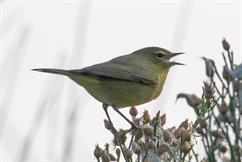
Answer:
[32, 68, 69, 76]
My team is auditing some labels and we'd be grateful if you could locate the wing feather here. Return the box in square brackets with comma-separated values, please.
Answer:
[69, 61, 156, 85]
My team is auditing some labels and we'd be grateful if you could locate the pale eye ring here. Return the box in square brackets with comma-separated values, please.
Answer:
[155, 52, 165, 58]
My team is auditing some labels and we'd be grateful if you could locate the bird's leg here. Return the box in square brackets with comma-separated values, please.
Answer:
[112, 105, 137, 130]
[102, 103, 113, 125]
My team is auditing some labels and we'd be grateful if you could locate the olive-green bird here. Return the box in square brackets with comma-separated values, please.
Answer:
[33, 47, 183, 127]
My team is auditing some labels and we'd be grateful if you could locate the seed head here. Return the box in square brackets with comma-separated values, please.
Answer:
[211, 131, 225, 140]
[218, 100, 229, 115]
[219, 145, 227, 153]
[117, 129, 127, 144]
[174, 127, 182, 139]
[201, 57, 215, 78]
[179, 119, 189, 129]
[129, 106, 138, 117]
[160, 113, 166, 126]
[143, 110, 150, 124]
[196, 127, 204, 136]
[144, 141, 155, 151]
[157, 144, 169, 156]
[123, 146, 133, 159]
[167, 126, 176, 134]
[177, 93, 203, 108]
[142, 125, 154, 137]
[104, 119, 113, 130]
[134, 128, 143, 141]
[203, 81, 214, 100]
[101, 151, 110, 162]
[163, 130, 171, 143]
[199, 118, 207, 128]
[151, 111, 161, 125]
[94, 144, 103, 159]
[108, 153, 117, 161]
[181, 129, 192, 142]
[223, 65, 232, 82]
[222, 38, 230, 51]
[182, 141, 191, 155]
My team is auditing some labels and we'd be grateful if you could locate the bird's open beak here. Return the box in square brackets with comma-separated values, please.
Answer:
[167, 52, 185, 66]
[171, 52, 185, 58]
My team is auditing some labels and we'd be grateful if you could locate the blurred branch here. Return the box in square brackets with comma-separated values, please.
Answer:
[0, 26, 30, 139]
[16, 55, 66, 161]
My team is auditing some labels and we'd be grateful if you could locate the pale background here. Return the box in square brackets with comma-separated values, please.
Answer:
[0, 0, 241, 161]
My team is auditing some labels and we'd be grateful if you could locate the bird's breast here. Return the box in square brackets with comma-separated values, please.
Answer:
[151, 71, 168, 99]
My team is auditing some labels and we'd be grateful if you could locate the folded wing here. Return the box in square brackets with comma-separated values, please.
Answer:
[69, 60, 157, 85]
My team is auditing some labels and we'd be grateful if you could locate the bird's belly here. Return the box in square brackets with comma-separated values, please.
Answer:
[71, 74, 160, 108]
[100, 79, 158, 108]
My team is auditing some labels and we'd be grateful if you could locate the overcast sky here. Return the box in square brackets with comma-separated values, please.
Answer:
[1, 0, 241, 161]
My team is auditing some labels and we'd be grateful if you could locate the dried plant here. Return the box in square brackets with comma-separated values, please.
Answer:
[94, 39, 242, 162]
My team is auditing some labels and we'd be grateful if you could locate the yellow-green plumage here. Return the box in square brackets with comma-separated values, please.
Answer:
[69, 69, 168, 108]
[33, 47, 183, 108]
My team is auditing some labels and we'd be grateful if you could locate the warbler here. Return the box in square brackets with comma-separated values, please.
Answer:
[33, 47, 184, 127]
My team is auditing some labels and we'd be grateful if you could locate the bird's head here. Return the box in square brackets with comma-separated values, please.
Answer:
[133, 47, 184, 69]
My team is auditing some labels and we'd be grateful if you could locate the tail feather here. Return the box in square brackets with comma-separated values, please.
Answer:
[32, 68, 69, 75]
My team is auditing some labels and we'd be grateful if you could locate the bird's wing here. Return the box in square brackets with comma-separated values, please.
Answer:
[69, 61, 157, 85]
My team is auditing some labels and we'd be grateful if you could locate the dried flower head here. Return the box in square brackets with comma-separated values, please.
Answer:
[196, 127, 205, 136]
[179, 118, 189, 129]
[177, 93, 203, 108]
[160, 113, 166, 126]
[219, 144, 227, 153]
[129, 106, 138, 117]
[157, 143, 169, 156]
[174, 127, 182, 139]
[181, 129, 192, 142]
[123, 146, 133, 159]
[167, 126, 176, 134]
[142, 125, 154, 137]
[104, 119, 113, 130]
[218, 100, 229, 115]
[163, 129, 171, 143]
[199, 118, 207, 128]
[182, 141, 191, 155]
[101, 151, 111, 162]
[223, 65, 232, 82]
[134, 128, 143, 141]
[94, 144, 103, 160]
[143, 110, 150, 124]
[201, 57, 215, 78]
[203, 81, 214, 100]
[211, 131, 225, 140]
[222, 38, 230, 51]
[118, 129, 127, 144]
[144, 141, 155, 151]
[108, 153, 117, 161]
[151, 111, 161, 125]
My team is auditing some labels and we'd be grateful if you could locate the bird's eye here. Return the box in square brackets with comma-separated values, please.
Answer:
[155, 52, 165, 58]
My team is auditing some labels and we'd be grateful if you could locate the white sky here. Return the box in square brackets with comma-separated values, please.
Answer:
[1, 0, 241, 161]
